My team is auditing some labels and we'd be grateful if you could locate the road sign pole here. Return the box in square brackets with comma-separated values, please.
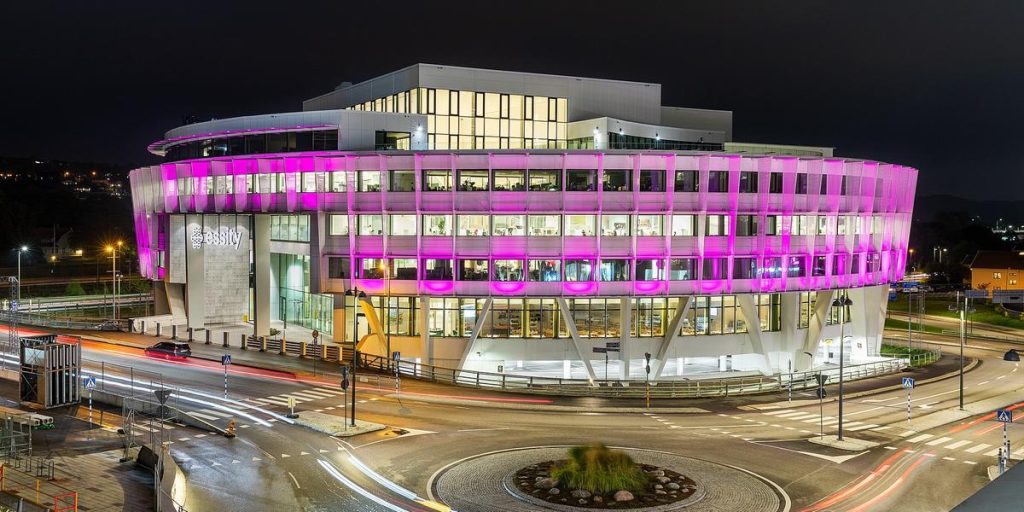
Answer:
[1004, 422, 1010, 465]
[907, 388, 912, 423]
[88, 388, 93, 435]
[224, 366, 228, 399]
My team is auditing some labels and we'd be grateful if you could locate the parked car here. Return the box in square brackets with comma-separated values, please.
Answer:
[94, 320, 121, 332]
[144, 341, 192, 359]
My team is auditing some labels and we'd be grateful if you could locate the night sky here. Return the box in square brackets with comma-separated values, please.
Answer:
[2, 1, 1021, 199]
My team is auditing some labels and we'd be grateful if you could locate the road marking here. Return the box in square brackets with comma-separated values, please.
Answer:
[942, 457, 956, 461]
[965, 443, 991, 454]
[900, 430, 919, 437]
[863, 397, 898, 403]
[776, 412, 810, 418]
[231, 460, 240, 464]
[313, 387, 345, 395]
[293, 390, 334, 400]
[194, 434, 207, 439]
[763, 410, 796, 416]
[255, 397, 290, 406]
[847, 407, 885, 417]
[945, 440, 972, 450]
[288, 472, 301, 489]
[963, 461, 977, 465]
[281, 454, 291, 458]
[300, 451, 310, 456]
[847, 424, 879, 432]
[984, 448, 1001, 456]
[276, 394, 312, 402]
[906, 434, 934, 443]
[803, 416, 834, 423]
[319, 449, 329, 453]
[821, 420, 841, 426]
[884, 446, 897, 450]
[211, 461, 222, 467]
[997, 375, 1006, 380]
[186, 411, 220, 421]
[925, 437, 953, 446]
[325, 407, 335, 410]
[240, 425, 250, 429]
[977, 381, 990, 386]
[314, 409, 323, 413]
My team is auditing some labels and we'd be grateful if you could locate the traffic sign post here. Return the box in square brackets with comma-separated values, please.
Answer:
[996, 408, 1012, 474]
[83, 377, 97, 436]
[815, 373, 828, 439]
[340, 367, 349, 430]
[221, 355, 232, 399]
[644, 352, 652, 409]
[902, 377, 915, 423]
[286, 396, 298, 419]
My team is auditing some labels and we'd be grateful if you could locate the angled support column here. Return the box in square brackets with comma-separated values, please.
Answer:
[798, 289, 836, 371]
[556, 298, 598, 383]
[457, 298, 493, 369]
[355, 298, 388, 355]
[653, 296, 692, 379]
[736, 294, 773, 375]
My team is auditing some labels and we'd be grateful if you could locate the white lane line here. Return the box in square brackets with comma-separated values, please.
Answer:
[847, 406, 885, 417]
[186, 411, 220, 422]
[945, 440, 972, 450]
[977, 381, 990, 386]
[288, 471, 301, 489]
[906, 434, 934, 443]
[965, 443, 991, 454]
[763, 410, 796, 416]
[821, 420, 841, 427]
[457, 428, 511, 432]
[255, 397, 290, 406]
[199, 409, 231, 418]
[942, 457, 956, 461]
[899, 430, 919, 437]
[275, 394, 312, 402]
[776, 412, 812, 419]
[925, 437, 953, 447]
[884, 446, 897, 450]
[997, 375, 1006, 380]
[293, 390, 335, 400]
[984, 448, 1001, 456]
[313, 388, 345, 395]
[803, 416, 835, 423]
[847, 424, 879, 432]
[963, 461, 977, 465]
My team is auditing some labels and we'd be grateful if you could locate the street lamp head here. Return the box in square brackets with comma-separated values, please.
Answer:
[105, 245, 113, 253]
[19, 246, 27, 252]
[117, 240, 123, 247]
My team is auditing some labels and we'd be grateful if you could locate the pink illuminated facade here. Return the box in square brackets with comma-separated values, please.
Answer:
[128, 64, 917, 380]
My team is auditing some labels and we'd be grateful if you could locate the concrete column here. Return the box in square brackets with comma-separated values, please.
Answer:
[309, 212, 325, 294]
[253, 214, 271, 337]
[618, 297, 631, 379]
[184, 214, 206, 330]
[420, 299, 433, 365]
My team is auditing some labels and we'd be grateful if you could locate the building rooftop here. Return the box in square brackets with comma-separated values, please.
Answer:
[969, 250, 1024, 270]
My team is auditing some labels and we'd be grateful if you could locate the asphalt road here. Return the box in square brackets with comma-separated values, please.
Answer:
[4, 327, 1024, 511]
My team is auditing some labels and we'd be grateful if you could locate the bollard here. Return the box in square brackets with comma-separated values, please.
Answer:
[171, 325, 178, 340]
[222, 331, 229, 348]
[301, 342, 308, 357]
[187, 327, 194, 343]
[205, 330, 211, 345]
[279, 336, 287, 355]
[240, 333, 247, 350]
[155, 323, 161, 337]
[259, 336, 267, 352]
[141, 320, 146, 334]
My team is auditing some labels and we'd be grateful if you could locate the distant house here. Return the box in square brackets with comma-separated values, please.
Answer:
[968, 250, 1024, 295]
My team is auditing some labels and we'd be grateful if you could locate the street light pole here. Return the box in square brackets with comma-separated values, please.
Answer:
[833, 294, 853, 442]
[16, 246, 27, 304]
[346, 286, 364, 428]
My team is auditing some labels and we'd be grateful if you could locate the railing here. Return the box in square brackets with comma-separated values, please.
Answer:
[0, 310, 120, 331]
[358, 353, 923, 398]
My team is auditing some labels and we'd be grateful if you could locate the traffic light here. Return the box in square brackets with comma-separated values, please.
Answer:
[340, 366, 350, 390]
[644, 352, 652, 375]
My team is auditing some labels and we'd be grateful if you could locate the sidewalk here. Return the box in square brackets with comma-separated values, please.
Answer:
[0, 380, 154, 512]
[53, 326, 972, 413]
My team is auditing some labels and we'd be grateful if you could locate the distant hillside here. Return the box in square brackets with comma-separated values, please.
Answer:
[913, 195, 1024, 225]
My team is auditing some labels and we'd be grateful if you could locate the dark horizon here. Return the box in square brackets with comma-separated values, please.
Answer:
[2, 1, 1022, 200]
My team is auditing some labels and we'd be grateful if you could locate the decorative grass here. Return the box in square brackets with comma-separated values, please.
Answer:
[551, 444, 649, 494]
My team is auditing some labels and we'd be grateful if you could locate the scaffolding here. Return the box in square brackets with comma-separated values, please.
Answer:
[19, 335, 81, 409]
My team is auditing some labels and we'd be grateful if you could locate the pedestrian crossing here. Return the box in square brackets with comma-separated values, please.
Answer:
[759, 408, 886, 434]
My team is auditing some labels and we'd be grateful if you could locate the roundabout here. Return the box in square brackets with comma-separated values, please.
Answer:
[429, 446, 789, 512]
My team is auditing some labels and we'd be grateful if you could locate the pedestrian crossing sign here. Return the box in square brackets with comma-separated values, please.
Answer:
[82, 376, 96, 390]
[901, 377, 914, 389]
[996, 409, 1013, 423]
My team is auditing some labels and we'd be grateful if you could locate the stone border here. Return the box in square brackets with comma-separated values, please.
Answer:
[501, 463, 706, 512]
[430, 446, 788, 512]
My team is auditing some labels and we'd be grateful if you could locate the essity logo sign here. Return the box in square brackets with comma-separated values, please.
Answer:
[190, 227, 242, 250]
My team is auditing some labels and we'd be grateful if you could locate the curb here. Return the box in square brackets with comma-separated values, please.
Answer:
[750, 357, 980, 410]
[385, 394, 709, 414]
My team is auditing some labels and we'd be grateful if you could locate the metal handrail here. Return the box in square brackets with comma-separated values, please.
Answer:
[358, 352, 925, 398]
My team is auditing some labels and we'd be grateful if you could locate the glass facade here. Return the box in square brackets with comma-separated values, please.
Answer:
[350, 88, 568, 150]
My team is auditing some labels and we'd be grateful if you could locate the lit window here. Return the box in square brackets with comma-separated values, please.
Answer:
[328, 214, 348, 236]
[669, 258, 696, 280]
[423, 259, 453, 280]
[636, 215, 664, 236]
[674, 170, 698, 192]
[565, 215, 596, 236]
[456, 215, 489, 236]
[359, 258, 386, 279]
[599, 260, 630, 281]
[459, 259, 489, 281]
[330, 171, 346, 192]
[672, 215, 696, 236]
[739, 171, 758, 193]
[565, 260, 594, 281]
[492, 170, 525, 191]
[391, 259, 417, 280]
[735, 215, 758, 236]
[528, 170, 561, 191]
[493, 215, 525, 236]
[706, 215, 730, 236]
[602, 170, 631, 191]
[639, 170, 666, 192]
[494, 260, 524, 281]
[708, 171, 729, 193]
[422, 215, 452, 236]
[601, 215, 630, 237]
[358, 215, 383, 235]
[567, 170, 597, 191]
[528, 215, 561, 236]
[388, 214, 416, 236]
[358, 171, 380, 192]
[528, 260, 561, 281]
[457, 170, 488, 191]
[424, 170, 452, 191]
[635, 260, 664, 281]
[994, 272, 1003, 279]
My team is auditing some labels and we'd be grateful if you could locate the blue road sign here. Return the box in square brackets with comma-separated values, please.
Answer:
[902, 377, 915, 389]
[221, 355, 232, 366]
[82, 376, 96, 390]
[889, 291, 898, 301]
[996, 409, 1013, 423]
